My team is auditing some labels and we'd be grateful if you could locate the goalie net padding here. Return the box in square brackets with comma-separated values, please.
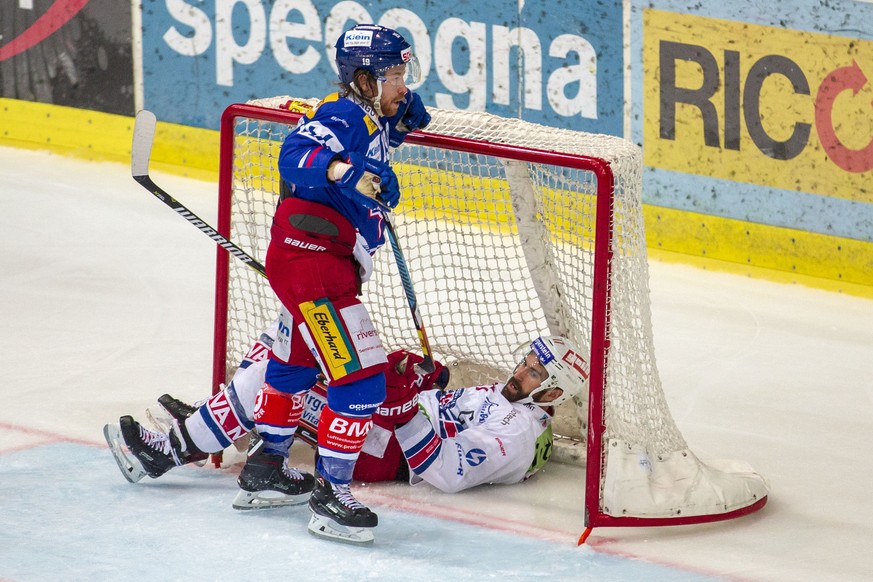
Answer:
[214, 96, 768, 530]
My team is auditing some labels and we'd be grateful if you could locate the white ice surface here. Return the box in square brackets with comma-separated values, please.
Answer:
[2, 147, 872, 581]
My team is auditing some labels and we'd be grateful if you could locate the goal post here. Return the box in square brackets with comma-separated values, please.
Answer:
[213, 96, 769, 535]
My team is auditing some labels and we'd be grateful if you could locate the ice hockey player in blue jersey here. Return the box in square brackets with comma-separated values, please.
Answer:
[261, 22, 432, 546]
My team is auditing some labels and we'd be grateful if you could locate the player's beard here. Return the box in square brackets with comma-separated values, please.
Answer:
[501, 377, 523, 402]
[380, 94, 402, 117]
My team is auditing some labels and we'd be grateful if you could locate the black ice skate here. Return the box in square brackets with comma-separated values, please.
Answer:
[232, 441, 316, 510]
[157, 393, 199, 421]
[103, 415, 185, 483]
[308, 473, 378, 545]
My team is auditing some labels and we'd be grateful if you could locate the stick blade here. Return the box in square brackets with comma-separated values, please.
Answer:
[131, 110, 157, 178]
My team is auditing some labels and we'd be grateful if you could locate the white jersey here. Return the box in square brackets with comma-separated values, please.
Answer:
[394, 384, 552, 493]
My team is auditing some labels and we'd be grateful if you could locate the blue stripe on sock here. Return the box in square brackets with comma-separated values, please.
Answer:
[199, 406, 232, 449]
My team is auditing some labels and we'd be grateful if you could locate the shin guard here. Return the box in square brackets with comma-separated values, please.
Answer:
[253, 384, 306, 456]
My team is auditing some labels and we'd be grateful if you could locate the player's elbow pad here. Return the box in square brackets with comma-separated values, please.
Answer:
[278, 147, 337, 188]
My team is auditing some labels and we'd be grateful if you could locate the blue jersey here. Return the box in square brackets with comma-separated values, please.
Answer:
[277, 93, 392, 252]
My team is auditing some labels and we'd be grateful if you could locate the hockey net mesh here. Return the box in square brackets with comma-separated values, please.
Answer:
[218, 96, 685, 462]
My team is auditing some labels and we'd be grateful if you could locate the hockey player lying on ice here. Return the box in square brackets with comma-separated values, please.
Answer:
[105, 330, 588, 535]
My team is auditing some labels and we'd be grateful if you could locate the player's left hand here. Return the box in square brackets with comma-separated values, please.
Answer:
[400, 91, 431, 131]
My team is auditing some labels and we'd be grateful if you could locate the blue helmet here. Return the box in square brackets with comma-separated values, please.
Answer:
[335, 24, 421, 87]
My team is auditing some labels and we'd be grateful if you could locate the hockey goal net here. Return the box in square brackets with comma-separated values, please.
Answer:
[214, 96, 768, 533]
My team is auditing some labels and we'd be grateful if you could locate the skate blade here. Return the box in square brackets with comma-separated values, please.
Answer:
[232, 489, 310, 511]
[307, 513, 375, 545]
[103, 423, 148, 483]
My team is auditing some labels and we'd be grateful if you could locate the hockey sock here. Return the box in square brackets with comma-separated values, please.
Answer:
[316, 405, 373, 484]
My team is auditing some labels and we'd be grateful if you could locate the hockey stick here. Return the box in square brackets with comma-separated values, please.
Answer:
[131, 110, 266, 277]
[378, 199, 436, 373]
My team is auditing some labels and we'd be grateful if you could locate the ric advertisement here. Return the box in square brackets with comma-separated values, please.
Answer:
[140, 0, 624, 135]
[637, 6, 873, 243]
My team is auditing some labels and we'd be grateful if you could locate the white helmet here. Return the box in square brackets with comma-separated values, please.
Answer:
[511, 336, 590, 408]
